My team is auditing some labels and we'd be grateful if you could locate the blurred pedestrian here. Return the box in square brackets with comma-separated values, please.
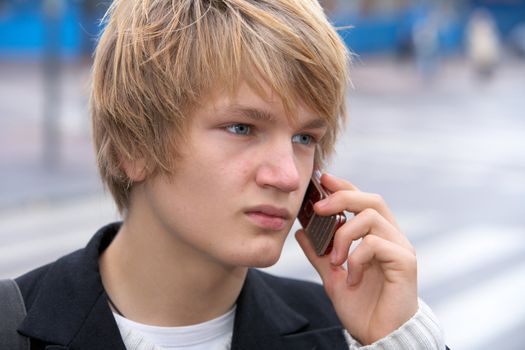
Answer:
[412, 7, 440, 82]
[466, 8, 501, 79]
[3, 1, 448, 349]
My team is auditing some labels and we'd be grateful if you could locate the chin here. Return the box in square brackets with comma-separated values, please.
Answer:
[246, 255, 281, 268]
[234, 240, 284, 268]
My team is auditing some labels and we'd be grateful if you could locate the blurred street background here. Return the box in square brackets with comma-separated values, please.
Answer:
[1, 0, 525, 349]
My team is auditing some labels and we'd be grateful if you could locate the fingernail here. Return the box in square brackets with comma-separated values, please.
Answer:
[316, 198, 328, 208]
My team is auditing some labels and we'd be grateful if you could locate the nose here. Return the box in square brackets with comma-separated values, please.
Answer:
[255, 143, 301, 193]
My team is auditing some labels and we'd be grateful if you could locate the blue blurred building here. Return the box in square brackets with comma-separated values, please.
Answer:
[327, 0, 525, 56]
[0, 0, 524, 59]
[0, 0, 107, 59]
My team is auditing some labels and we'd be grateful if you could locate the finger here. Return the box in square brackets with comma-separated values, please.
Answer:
[347, 235, 417, 287]
[295, 229, 347, 294]
[320, 173, 360, 192]
[330, 209, 414, 266]
[315, 190, 400, 231]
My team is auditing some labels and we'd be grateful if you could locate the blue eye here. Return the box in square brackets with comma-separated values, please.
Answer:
[292, 134, 314, 145]
[225, 124, 251, 135]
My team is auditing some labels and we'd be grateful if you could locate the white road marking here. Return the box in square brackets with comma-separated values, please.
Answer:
[433, 260, 525, 350]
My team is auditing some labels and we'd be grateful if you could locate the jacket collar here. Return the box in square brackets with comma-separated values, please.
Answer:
[19, 223, 346, 350]
[232, 269, 347, 350]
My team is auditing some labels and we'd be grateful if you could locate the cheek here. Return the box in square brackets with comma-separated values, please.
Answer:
[181, 157, 252, 209]
[213, 156, 255, 188]
[297, 158, 314, 187]
[234, 159, 254, 179]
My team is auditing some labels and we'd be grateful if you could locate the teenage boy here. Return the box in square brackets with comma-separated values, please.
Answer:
[13, 0, 447, 349]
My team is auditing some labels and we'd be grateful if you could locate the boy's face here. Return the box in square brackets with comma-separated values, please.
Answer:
[135, 81, 327, 268]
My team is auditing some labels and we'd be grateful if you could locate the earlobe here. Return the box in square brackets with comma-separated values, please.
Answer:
[121, 158, 147, 182]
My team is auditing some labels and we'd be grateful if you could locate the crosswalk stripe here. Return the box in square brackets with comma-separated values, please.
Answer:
[0, 194, 119, 278]
[0, 194, 117, 241]
[433, 260, 525, 350]
[417, 226, 525, 290]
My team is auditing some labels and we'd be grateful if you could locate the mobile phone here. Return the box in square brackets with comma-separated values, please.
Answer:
[298, 170, 346, 256]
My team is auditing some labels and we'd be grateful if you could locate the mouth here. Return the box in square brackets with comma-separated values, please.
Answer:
[244, 205, 292, 231]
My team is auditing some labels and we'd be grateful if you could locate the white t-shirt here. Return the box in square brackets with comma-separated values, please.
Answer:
[113, 306, 235, 350]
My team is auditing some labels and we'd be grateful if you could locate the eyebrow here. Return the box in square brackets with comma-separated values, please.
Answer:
[223, 104, 327, 130]
[225, 104, 274, 121]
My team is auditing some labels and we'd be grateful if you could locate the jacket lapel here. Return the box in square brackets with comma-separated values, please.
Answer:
[67, 293, 126, 350]
[231, 269, 348, 350]
[18, 224, 126, 350]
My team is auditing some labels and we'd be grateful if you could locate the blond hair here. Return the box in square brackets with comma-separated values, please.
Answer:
[91, 0, 350, 212]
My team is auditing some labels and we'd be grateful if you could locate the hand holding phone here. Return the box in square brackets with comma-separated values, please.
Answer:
[295, 173, 420, 346]
[297, 170, 346, 256]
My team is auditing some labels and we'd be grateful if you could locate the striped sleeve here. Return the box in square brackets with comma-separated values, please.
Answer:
[343, 299, 446, 350]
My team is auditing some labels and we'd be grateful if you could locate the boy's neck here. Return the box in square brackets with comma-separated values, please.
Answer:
[99, 220, 247, 327]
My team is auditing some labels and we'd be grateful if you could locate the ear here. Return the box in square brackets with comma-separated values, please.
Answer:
[121, 158, 147, 183]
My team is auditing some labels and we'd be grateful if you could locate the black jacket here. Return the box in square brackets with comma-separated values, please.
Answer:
[16, 223, 348, 350]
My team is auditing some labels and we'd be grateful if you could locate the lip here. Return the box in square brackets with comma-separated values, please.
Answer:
[244, 205, 291, 231]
